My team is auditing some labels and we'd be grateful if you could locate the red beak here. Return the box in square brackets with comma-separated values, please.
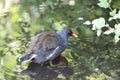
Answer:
[72, 32, 78, 37]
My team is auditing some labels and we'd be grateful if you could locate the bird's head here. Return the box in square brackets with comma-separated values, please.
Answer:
[61, 28, 78, 38]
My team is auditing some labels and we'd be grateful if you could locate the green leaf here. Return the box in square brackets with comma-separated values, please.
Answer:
[113, 14, 120, 19]
[97, 0, 110, 8]
[3, 53, 17, 70]
[108, 17, 113, 21]
[114, 10, 120, 19]
[108, 0, 112, 3]
[115, 23, 120, 29]
[83, 20, 91, 25]
[109, 9, 120, 21]
[92, 17, 105, 29]
[104, 29, 114, 35]
[114, 23, 120, 43]
[118, 9, 120, 14]
[109, 9, 116, 16]
[114, 35, 119, 43]
[114, 23, 120, 35]
[97, 29, 102, 37]
[53, 21, 64, 31]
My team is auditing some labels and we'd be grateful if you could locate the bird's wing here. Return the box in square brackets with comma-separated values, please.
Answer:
[27, 33, 44, 52]
[41, 33, 62, 60]
[46, 46, 60, 60]
[27, 32, 61, 60]
[42, 33, 58, 51]
[28, 32, 58, 51]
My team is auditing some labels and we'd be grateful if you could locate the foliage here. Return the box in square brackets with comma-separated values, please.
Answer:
[0, 0, 120, 80]
[84, 0, 120, 43]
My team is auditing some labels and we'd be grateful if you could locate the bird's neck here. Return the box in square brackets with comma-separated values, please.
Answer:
[57, 32, 68, 46]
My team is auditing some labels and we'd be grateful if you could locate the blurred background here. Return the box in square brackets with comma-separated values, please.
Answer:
[0, 0, 120, 80]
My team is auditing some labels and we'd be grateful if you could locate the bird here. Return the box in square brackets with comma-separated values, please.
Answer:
[19, 28, 78, 63]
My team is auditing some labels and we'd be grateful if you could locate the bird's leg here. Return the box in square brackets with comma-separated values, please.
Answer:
[49, 60, 56, 67]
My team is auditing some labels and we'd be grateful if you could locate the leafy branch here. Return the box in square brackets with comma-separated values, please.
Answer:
[84, 0, 120, 43]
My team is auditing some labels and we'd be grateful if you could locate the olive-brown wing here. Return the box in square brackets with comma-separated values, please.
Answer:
[28, 32, 59, 59]
[41, 33, 60, 60]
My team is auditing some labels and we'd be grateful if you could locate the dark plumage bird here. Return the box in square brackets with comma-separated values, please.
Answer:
[19, 28, 78, 63]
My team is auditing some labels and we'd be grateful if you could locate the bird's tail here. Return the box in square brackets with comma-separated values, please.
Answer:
[18, 52, 32, 63]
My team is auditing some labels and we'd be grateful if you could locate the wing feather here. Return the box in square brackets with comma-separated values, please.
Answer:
[20, 32, 63, 62]
[27, 32, 59, 55]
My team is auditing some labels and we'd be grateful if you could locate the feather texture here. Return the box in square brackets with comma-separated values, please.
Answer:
[19, 28, 76, 63]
